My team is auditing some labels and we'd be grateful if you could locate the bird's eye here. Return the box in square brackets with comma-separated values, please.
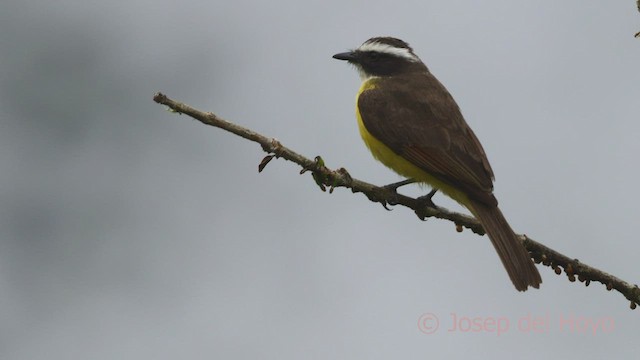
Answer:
[367, 52, 382, 61]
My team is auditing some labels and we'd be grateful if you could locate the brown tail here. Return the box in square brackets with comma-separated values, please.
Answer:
[468, 201, 542, 291]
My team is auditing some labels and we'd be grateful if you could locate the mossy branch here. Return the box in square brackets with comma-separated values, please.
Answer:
[153, 92, 639, 310]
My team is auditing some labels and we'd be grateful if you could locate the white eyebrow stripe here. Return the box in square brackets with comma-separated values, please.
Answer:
[356, 42, 419, 62]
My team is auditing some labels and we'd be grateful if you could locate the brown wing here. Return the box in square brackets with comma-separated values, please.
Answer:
[358, 73, 497, 206]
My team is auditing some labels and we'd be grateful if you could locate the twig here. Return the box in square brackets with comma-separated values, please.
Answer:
[636, 0, 640, 37]
[153, 92, 639, 309]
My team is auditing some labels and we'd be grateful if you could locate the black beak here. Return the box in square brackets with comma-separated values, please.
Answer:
[332, 51, 358, 62]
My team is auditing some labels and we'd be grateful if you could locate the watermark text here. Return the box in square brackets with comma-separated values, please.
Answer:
[417, 312, 614, 335]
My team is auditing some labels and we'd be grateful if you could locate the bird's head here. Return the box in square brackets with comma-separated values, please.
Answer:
[333, 37, 427, 80]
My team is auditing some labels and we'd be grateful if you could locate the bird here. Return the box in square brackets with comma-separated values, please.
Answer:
[333, 37, 542, 291]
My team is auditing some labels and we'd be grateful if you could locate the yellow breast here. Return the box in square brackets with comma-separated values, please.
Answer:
[355, 78, 428, 180]
[354, 78, 469, 204]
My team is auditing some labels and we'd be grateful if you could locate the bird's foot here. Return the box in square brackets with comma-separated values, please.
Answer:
[416, 188, 438, 209]
[382, 178, 417, 206]
[382, 178, 416, 192]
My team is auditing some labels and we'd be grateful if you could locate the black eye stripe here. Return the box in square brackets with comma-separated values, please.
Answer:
[365, 51, 391, 60]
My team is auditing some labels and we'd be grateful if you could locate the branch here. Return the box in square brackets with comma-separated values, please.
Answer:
[636, 0, 640, 37]
[153, 92, 639, 309]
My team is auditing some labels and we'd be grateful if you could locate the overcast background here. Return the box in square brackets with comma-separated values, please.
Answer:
[1, 0, 639, 359]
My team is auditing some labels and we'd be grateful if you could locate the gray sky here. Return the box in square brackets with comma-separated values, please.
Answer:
[1, 0, 639, 358]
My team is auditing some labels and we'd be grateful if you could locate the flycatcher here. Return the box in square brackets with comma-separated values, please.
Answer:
[333, 37, 541, 291]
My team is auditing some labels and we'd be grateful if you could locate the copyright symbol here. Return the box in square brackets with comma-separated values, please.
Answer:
[417, 313, 439, 334]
